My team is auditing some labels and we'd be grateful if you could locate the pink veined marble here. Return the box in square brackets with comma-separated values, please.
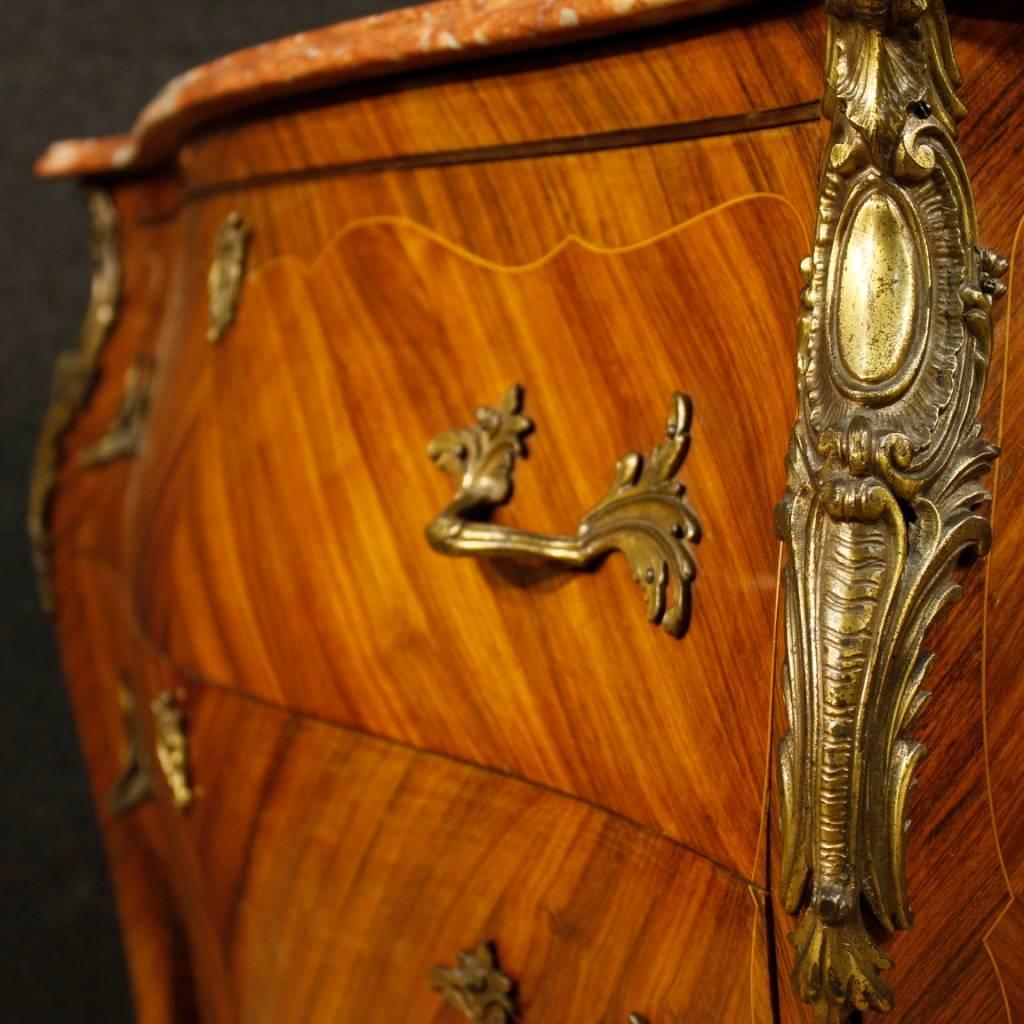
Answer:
[35, 0, 759, 178]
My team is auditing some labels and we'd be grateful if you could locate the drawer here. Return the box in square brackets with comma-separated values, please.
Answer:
[130, 672, 773, 1024]
[124, 181, 808, 878]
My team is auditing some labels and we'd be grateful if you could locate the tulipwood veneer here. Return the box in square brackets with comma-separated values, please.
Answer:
[35, 1, 1024, 1022]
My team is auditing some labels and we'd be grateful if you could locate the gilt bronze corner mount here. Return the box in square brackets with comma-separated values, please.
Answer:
[426, 385, 700, 637]
[28, 188, 121, 611]
[777, 2, 1007, 1021]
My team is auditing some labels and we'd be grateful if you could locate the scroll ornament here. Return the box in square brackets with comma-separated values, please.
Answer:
[776, 1, 1007, 1021]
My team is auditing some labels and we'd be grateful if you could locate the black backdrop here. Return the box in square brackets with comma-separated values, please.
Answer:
[0, 3, 408, 1021]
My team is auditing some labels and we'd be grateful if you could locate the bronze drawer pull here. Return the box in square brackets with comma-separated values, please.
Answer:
[425, 385, 699, 637]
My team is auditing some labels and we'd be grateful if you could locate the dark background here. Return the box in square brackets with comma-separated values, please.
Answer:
[0, 3, 407, 1021]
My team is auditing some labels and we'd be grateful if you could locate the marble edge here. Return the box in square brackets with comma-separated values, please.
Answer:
[35, 0, 763, 179]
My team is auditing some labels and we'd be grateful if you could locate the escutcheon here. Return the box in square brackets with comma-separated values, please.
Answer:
[207, 211, 251, 343]
[777, 2, 1008, 1021]
[429, 941, 650, 1022]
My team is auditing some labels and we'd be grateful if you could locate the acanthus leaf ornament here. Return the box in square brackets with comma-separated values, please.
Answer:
[777, 2, 1007, 1022]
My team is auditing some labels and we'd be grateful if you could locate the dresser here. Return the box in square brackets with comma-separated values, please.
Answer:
[31, 1, 1024, 1021]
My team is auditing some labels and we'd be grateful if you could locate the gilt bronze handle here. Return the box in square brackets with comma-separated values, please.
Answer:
[425, 385, 699, 637]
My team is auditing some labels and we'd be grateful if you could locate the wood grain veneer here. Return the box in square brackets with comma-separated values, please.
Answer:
[37, 2, 1024, 1022]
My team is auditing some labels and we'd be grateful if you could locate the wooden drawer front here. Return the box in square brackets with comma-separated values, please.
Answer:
[137, 676, 772, 1024]
[126, 184, 806, 877]
[121, 180, 806, 876]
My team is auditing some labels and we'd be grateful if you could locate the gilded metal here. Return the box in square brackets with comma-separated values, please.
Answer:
[207, 211, 251, 343]
[429, 942, 518, 1023]
[777, 2, 1008, 1021]
[80, 355, 153, 467]
[107, 674, 154, 816]
[426, 386, 700, 637]
[28, 189, 121, 611]
[153, 690, 193, 811]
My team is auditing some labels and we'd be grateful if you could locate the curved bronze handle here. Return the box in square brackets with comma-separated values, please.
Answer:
[426, 385, 699, 637]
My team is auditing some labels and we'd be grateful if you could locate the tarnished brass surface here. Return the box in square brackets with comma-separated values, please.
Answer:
[426, 386, 700, 637]
[107, 674, 154, 816]
[777, 2, 1008, 1020]
[79, 355, 153, 467]
[27, 189, 121, 611]
[430, 941, 518, 1023]
[207, 211, 251, 343]
[152, 690, 193, 812]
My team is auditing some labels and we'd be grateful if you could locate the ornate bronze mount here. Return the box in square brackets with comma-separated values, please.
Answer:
[207, 211, 251, 343]
[777, 2, 1007, 1021]
[426, 386, 700, 637]
[153, 690, 193, 812]
[28, 189, 121, 611]
[80, 354, 153, 467]
[429, 941, 650, 1022]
